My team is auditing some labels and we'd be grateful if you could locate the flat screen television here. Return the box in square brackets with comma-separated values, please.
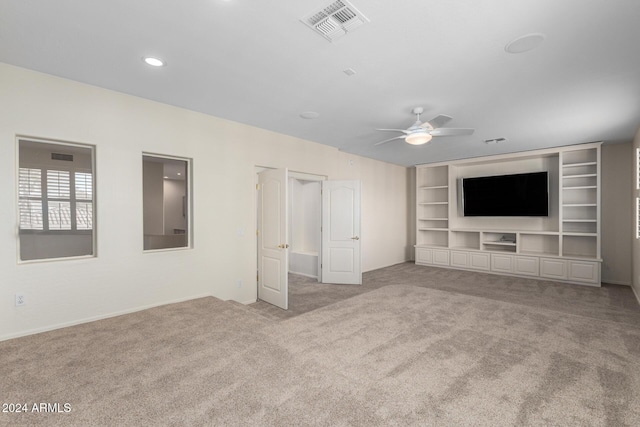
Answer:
[462, 171, 548, 217]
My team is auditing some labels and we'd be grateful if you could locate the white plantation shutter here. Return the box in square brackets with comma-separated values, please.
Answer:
[18, 168, 44, 230]
[75, 172, 92, 200]
[47, 170, 70, 199]
[637, 197, 640, 239]
[19, 168, 42, 198]
[46, 170, 72, 230]
[19, 200, 44, 230]
[48, 201, 72, 230]
[19, 168, 92, 231]
[76, 202, 93, 230]
[75, 172, 93, 230]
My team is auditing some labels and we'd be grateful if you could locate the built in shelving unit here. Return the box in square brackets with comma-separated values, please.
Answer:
[416, 165, 449, 248]
[415, 142, 602, 286]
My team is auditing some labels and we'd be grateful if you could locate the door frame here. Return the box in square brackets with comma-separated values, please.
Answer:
[254, 167, 327, 304]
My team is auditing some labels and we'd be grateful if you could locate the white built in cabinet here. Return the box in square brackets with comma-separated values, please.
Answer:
[415, 142, 602, 286]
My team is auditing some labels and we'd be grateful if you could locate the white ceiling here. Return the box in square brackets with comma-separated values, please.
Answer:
[1, 0, 639, 167]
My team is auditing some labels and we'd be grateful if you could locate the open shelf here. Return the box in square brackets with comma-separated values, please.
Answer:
[482, 232, 516, 252]
[417, 229, 448, 247]
[417, 165, 448, 188]
[563, 221, 597, 234]
[563, 235, 597, 259]
[418, 219, 449, 229]
[562, 148, 597, 166]
[520, 234, 559, 256]
[450, 230, 480, 250]
[563, 188, 597, 205]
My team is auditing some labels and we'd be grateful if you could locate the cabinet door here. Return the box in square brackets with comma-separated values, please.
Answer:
[514, 256, 540, 276]
[540, 258, 567, 280]
[568, 261, 600, 285]
[416, 248, 433, 265]
[470, 253, 491, 271]
[433, 249, 450, 266]
[491, 254, 513, 273]
[450, 251, 469, 268]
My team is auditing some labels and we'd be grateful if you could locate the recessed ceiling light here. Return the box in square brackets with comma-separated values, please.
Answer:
[505, 33, 546, 54]
[164, 176, 169, 179]
[143, 56, 166, 67]
[300, 111, 320, 119]
[177, 172, 182, 176]
[343, 68, 356, 76]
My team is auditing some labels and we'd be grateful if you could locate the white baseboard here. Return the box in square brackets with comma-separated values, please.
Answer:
[0, 293, 212, 342]
[632, 285, 640, 306]
[364, 258, 413, 273]
[602, 279, 632, 286]
[289, 271, 318, 279]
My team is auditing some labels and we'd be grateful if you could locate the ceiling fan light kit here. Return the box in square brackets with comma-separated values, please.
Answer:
[405, 133, 433, 145]
[375, 107, 475, 147]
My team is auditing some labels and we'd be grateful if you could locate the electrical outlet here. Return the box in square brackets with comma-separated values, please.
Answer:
[15, 293, 25, 307]
[236, 280, 243, 289]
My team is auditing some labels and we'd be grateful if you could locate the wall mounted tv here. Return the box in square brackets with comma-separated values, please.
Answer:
[462, 171, 549, 217]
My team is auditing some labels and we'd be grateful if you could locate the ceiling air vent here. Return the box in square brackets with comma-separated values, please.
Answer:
[301, 0, 369, 42]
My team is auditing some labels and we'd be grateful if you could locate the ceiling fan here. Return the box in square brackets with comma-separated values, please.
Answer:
[374, 107, 474, 146]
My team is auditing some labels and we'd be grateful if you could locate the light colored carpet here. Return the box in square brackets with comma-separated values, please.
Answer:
[251, 262, 640, 326]
[1, 277, 639, 425]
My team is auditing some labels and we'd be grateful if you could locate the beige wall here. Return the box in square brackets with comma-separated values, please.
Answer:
[601, 143, 632, 285]
[0, 63, 411, 340]
[632, 129, 640, 302]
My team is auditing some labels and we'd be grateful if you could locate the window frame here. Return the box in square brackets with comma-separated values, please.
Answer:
[16, 136, 97, 263]
[142, 152, 192, 252]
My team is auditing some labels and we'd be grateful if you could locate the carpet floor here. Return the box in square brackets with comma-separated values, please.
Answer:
[251, 262, 640, 326]
[1, 263, 639, 426]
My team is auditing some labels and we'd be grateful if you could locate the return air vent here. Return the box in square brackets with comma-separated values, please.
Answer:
[301, 0, 369, 42]
[51, 153, 74, 161]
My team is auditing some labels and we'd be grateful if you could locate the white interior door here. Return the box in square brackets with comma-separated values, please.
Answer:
[321, 180, 362, 284]
[257, 168, 288, 309]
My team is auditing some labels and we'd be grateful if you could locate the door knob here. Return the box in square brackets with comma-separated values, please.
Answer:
[351, 236, 360, 240]
[278, 244, 290, 248]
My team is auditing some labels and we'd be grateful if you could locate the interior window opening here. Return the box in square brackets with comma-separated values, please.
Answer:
[142, 154, 191, 251]
[18, 138, 95, 261]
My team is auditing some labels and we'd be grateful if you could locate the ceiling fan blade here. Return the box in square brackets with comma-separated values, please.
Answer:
[422, 114, 453, 129]
[430, 128, 475, 137]
[374, 135, 406, 146]
[376, 128, 410, 134]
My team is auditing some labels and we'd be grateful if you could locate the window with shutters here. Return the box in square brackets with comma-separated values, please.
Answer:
[17, 138, 95, 261]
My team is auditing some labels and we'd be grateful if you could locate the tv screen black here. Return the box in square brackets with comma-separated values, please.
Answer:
[462, 172, 548, 217]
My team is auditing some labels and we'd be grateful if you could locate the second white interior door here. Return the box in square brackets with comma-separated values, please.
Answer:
[321, 180, 362, 285]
